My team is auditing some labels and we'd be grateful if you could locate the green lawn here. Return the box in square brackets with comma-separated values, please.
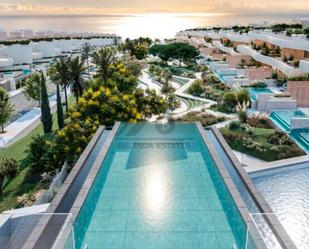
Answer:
[0, 97, 74, 212]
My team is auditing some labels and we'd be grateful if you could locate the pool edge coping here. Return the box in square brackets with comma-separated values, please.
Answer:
[209, 125, 297, 249]
[196, 123, 266, 249]
[68, 121, 121, 222]
[21, 124, 117, 249]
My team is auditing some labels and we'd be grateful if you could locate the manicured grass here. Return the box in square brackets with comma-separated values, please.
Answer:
[0, 97, 74, 212]
[220, 126, 305, 161]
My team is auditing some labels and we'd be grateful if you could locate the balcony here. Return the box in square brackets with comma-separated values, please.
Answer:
[248, 31, 309, 52]
[219, 31, 250, 44]
[237, 45, 304, 77]
[0, 57, 14, 68]
[212, 41, 239, 55]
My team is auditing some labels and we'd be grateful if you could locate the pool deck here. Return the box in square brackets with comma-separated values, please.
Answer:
[22, 125, 112, 249]
[245, 154, 309, 174]
[210, 125, 298, 249]
[196, 123, 266, 249]
[22, 122, 297, 249]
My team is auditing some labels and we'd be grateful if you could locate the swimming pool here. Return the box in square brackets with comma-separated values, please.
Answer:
[214, 70, 237, 83]
[23, 69, 32, 75]
[248, 88, 273, 101]
[72, 123, 257, 249]
[251, 164, 309, 249]
[290, 129, 309, 152]
[269, 110, 308, 132]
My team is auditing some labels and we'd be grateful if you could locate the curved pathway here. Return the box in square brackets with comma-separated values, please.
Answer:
[139, 70, 220, 117]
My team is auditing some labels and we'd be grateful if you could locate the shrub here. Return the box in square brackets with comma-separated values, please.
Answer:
[251, 81, 267, 88]
[27, 134, 64, 174]
[271, 71, 278, 80]
[220, 128, 243, 144]
[236, 89, 251, 105]
[17, 194, 36, 208]
[277, 145, 304, 160]
[267, 130, 295, 146]
[238, 111, 248, 124]
[168, 111, 225, 127]
[229, 121, 241, 130]
[247, 114, 272, 129]
[206, 74, 221, 85]
[0, 88, 14, 133]
[187, 79, 204, 96]
[0, 156, 18, 195]
[267, 130, 286, 144]
[222, 92, 237, 111]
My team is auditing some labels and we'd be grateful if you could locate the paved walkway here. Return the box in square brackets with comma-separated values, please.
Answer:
[139, 71, 162, 94]
[0, 93, 59, 148]
[245, 154, 309, 173]
[139, 70, 233, 119]
[233, 150, 266, 167]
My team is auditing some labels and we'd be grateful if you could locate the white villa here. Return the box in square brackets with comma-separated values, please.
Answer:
[0, 29, 121, 91]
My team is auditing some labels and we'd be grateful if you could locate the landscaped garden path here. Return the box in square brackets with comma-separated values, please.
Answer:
[0, 93, 59, 148]
[139, 70, 218, 116]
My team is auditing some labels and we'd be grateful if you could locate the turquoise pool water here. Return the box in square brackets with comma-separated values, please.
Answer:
[73, 123, 255, 249]
[214, 70, 237, 83]
[251, 164, 309, 248]
[290, 129, 309, 152]
[269, 110, 308, 132]
[23, 69, 32, 75]
[248, 88, 273, 101]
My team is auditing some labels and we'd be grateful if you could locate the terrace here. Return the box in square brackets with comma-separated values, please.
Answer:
[0, 122, 299, 249]
[236, 45, 304, 77]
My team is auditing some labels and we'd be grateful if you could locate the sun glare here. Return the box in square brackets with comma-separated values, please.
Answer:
[142, 166, 171, 220]
[111, 14, 196, 39]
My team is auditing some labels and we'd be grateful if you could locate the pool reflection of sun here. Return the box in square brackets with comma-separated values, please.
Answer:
[142, 167, 171, 220]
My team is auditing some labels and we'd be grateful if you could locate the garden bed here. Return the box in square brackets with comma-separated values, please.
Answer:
[220, 122, 305, 161]
[169, 111, 225, 127]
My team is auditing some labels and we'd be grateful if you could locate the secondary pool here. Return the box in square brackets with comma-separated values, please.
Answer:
[248, 88, 273, 101]
[214, 69, 237, 83]
[72, 123, 257, 249]
[290, 128, 309, 152]
[252, 164, 309, 249]
[269, 110, 308, 132]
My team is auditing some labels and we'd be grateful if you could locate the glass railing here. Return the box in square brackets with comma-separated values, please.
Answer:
[249, 213, 295, 249]
[0, 213, 74, 249]
[0, 211, 281, 249]
[206, 130, 285, 249]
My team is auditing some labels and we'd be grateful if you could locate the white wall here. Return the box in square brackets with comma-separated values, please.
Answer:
[4, 44, 33, 64]
[237, 45, 304, 77]
[300, 60, 309, 74]
[55, 39, 73, 53]
[32, 41, 57, 58]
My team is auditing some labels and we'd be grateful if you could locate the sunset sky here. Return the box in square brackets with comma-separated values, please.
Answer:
[0, 0, 309, 15]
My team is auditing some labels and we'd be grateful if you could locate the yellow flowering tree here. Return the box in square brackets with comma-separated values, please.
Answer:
[55, 118, 100, 166]
[76, 86, 143, 126]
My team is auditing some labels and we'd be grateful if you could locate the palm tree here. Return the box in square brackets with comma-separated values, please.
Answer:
[81, 42, 93, 73]
[67, 56, 88, 104]
[91, 48, 115, 83]
[48, 57, 70, 113]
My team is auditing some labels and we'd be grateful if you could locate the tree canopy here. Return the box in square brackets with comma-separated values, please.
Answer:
[149, 42, 199, 66]
[21, 73, 41, 106]
[40, 73, 53, 134]
[121, 37, 152, 60]
[0, 88, 14, 133]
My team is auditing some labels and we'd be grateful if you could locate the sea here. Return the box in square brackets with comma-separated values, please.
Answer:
[1, 13, 309, 39]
